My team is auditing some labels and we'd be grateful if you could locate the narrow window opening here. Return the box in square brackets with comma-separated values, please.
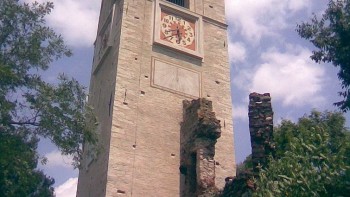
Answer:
[166, 0, 189, 8]
[189, 153, 197, 193]
[108, 93, 113, 116]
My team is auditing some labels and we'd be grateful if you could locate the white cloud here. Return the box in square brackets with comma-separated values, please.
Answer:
[228, 41, 246, 63]
[55, 177, 78, 197]
[225, 0, 312, 43]
[45, 150, 74, 168]
[233, 104, 248, 121]
[24, 0, 100, 47]
[250, 45, 326, 107]
[288, 0, 312, 11]
[232, 69, 253, 91]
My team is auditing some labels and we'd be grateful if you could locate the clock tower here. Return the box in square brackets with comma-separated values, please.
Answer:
[77, 0, 235, 196]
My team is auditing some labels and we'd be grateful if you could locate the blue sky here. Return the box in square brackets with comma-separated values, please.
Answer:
[23, 0, 350, 196]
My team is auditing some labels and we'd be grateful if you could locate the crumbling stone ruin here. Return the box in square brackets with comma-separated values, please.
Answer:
[248, 92, 275, 173]
[180, 94, 274, 197]
[180, 98, 221, 197]
[219, 93, 275, 197]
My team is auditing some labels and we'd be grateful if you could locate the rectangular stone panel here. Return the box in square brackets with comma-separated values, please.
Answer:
[151, 57, 201, 98]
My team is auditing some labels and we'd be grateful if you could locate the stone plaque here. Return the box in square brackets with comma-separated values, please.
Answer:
[152, 58, 201, 98]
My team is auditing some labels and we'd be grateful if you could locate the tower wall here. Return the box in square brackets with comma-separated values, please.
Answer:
[77, 0, 235, 196]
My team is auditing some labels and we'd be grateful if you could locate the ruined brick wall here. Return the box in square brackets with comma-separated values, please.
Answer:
[180, 98, 221, 197]
[219, 93, 274, 197]
[248, 92, 274, 173]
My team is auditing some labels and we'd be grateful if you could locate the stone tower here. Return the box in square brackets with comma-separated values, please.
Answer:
[77, 0, 235, 196]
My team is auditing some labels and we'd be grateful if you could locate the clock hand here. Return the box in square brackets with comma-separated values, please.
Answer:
[164, 29, 178, 39]
[176, 27, 182, 44]
[165, 29, 177, 37]
[164, 28, 179, 36]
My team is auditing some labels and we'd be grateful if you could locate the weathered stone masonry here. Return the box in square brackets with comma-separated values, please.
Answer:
[248, 92, 274, 173]
[180, 98, 221, 197]
[220, 93, 274, 197]
[77, 0, 235, 196]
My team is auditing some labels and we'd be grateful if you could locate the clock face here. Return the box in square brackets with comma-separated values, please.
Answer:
[160, 11, 196, 51]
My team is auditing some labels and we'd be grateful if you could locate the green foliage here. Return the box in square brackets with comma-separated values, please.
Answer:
[236, 155, 253, 175]
[26, 75, 98, 166]
[297, 0, 350, 112]
[0, 0, 97, 166]
[0, 131, 55, 197]
[254, 111, 350, 197]
[0, 0, 97, 195]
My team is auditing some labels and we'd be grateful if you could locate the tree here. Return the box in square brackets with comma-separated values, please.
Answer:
[254, 111, 350, 197]
[0, 131, 55, 197]
[236, 155, 253, 175]
[297, 0, 350, 112]
[0, 0, 97, 195]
